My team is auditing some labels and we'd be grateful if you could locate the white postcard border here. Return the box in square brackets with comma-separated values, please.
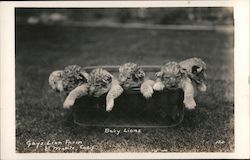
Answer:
[0, 1, 249, 159]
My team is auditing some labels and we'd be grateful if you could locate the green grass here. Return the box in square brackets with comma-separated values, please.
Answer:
[16, 24, 234, 152]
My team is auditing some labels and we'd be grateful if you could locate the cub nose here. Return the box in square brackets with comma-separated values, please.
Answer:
[169, 77, 177, 87]
[171, 83, 176, 86]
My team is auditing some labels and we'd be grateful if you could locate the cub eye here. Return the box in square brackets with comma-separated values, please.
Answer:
[163, 75, 170, 80]
[127, 76, 132, 80]
[94, 83, 101, 87]
[101, 83, 106, 87]
[79, 74, 85, 79]
[176, 73, 182, 77]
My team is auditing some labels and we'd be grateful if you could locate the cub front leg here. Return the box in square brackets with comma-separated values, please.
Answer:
[63, 84, 89, 109]
[153, 78, 165, 91]
[106, 79, 124, 112]
[179, 77, 196, 109]
[140, 79, 155, 98]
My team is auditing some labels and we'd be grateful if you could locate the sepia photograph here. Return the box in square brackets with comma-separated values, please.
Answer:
[0, 1, 249, 159]
[15, 7, 234, 153]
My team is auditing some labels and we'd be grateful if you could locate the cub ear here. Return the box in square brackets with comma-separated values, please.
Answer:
[179, 67, 187, 74]
[103, 74, 112, 83]
[49, 70, 64, 81]
[118, 66, 123, 73]
[80, 71, 90, 82]
[155, 71, 163, 78]
[136, 69, 145, 79]
[192, 65, 201, 74]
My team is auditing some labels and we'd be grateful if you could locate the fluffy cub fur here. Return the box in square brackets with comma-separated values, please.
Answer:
[88, 68, 123, 112]
[119, 63, 155, 98]
[153, 61, 196, 109]
[88, 68, 113, 97]
[179, 57, 207, 93]
[48, 70, 66, 92]
[48, 65, 90, 109]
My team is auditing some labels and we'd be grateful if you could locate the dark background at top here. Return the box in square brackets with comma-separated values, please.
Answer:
[16, 8, 233, 26]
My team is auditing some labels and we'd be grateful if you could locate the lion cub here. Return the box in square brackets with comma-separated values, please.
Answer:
[153, 61, 196, 109]
[88, 68, 124, 112]
[48, 65, 90, 109]
[179, 57, 207, 93]
[119, 63, 155, 99]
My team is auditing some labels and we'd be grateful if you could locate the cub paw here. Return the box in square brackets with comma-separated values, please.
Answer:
[184, 98, 196, 110]
[63, 99, 75, 109]
[198, 83, 207, 92]
[141, 86, 153, 99]
[106, 100, 114, 112]
[153, 82, 165, 91]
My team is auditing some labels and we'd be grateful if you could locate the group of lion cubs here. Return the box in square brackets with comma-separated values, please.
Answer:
[49, 57, 207, 112]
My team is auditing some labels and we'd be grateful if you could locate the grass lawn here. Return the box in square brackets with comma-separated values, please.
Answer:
[16, 24, 234, 152]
